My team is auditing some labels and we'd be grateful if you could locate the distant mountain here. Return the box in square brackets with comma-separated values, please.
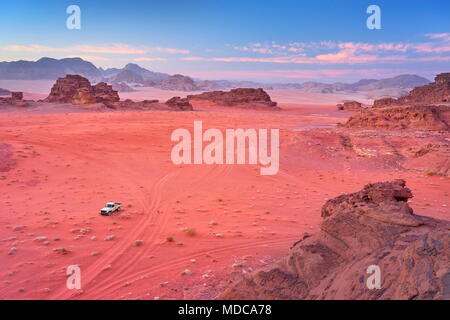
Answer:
[112, 70, 145, 84]
[289, 75, 431, 94]
[0, 57, 433, 99]
[355, 75, 431, 90]
[0, 57, 101, 81]
[159, 74, 198, 91]
[0, 88, 10, 95]
[102, 63, 169, 82]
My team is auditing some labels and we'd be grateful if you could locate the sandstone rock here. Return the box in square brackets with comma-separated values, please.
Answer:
[45, 75, 93, 103]
[345, 105, 450, 131]
[220, 180, 450, 300]
[71, 88, 96, 105]
[165, 97, 193, 110]
[373, 72, 450, 107]
[188, 88, 278, 108]
[0, 92, 28, 107]
[93, 82, 120, 104]
[337, 100, 363, 111]
[44, 75, 119, 106]
[11, 92, 23, 101]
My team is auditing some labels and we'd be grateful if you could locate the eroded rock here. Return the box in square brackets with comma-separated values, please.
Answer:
[220, 180, 450, 300]
[188, 88, 278, 108]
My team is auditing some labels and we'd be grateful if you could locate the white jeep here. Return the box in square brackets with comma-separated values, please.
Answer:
[99, 202, 122, 216]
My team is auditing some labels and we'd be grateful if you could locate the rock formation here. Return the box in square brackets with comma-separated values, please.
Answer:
[44, 75, 119, 106]
[337, 100, 363, 111]
[165, 97, 194, 110]
[373, 73, 450, 107]
[92, 82, 120, 105]
[220, 180, 450, 300]
[345, 105, 449, 131]
[0, 91, 28, 107]
[159, 74, 198, 91]
[188, 88, 278, 108]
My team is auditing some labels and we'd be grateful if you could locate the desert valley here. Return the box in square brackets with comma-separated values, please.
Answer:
[0, 59, 448, 300]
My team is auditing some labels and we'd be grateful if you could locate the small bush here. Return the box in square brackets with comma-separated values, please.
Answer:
[166, 236, 174, 242]
[185, 228, 197, 236]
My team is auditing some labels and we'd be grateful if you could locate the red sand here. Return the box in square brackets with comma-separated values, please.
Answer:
[0, 89, 448, 300]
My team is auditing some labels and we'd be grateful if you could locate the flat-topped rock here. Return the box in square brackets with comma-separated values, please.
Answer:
[188, 88, 278, 108]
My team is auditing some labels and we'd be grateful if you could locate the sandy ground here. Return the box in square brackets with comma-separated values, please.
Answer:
[0, 85, 448, 300]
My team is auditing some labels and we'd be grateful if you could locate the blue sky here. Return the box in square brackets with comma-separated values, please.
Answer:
[0, 0, 449, 82]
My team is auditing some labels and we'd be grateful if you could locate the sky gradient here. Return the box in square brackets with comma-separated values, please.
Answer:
[1, 0, 449, 82]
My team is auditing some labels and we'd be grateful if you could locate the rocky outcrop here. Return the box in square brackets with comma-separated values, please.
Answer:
[92, 82, 120, 105]
[165, 97, 194, 110]
[159, 74, 198, 91]
[220, 180, 450, 300]
[337, 100, 363, 111]
[188, 88, 278, 108]
[44, 75, 119, 106]
[373, 73, 450, 107]
[0, 91, 28, 107]
[345, 105, 449, 131]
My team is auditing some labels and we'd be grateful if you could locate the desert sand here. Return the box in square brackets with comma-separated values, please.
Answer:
[0, 85, 448, 300]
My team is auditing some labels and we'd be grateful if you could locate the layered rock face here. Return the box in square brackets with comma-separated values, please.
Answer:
[188, 88, 278, 108]
[44, 75, 119, 106]
[345, 105, 450, 131]
[373, 73, 450, 107]
[220, 180, 450, 300]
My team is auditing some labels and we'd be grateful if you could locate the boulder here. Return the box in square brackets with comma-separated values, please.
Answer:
[165, 97, 193, 110]
[220, 180, 450, 300]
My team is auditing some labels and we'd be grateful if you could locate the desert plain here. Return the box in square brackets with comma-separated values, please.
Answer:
[0, 83, 448, 300]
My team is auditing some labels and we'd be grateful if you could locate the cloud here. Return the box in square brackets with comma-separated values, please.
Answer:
[134, 57, 167, 61]
[225, 35, 450, 65]
[2, 44, 191, 55]
[426, 33, 450, 41]
[3, 43, 148, 54]
[63, 55, 112, 61]
[153, 47, 189, 54]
